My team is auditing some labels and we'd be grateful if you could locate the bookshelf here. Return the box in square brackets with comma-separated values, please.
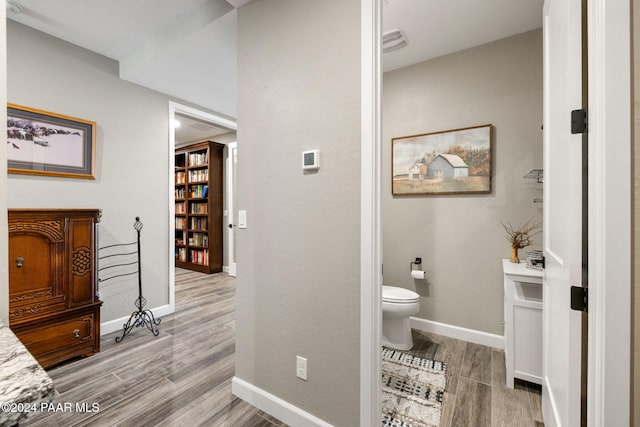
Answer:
[175, 141, 225, 273]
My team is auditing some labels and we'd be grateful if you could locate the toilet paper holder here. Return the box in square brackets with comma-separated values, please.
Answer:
[409, 257, 422, 271]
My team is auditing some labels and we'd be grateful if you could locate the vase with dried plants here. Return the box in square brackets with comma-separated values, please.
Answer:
[501, 219, 542, 263]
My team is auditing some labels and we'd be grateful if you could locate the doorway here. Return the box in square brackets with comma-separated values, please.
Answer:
[168, 102, 237, 311]
[365, 0, 631, 425]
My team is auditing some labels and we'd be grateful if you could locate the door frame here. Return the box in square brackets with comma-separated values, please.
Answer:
[586, 0, 631, 425]
[226, 141, 238, 277]
[167, 101, 237, 312]
[360, 0, 382, 425]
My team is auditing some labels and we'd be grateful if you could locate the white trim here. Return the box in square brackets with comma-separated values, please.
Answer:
[169, 102, 237, 131]
[167, 101, 237, 311]
[222, 266, 229, 273]
[226, 141, 238, 277]
[360, 0, 381, 426]
[100, 304, 173, 335]
[587, 1, 631, 426]
[231, 377, 333, 427]
[410, 317, 505, 350]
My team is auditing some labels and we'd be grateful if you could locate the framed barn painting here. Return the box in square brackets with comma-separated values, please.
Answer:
[7, 104, 96, 179]
[392, 124, 492, 195]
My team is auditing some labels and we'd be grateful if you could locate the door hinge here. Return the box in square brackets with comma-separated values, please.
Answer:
[571, 109, 588, 134]
[570, 286, 588, 312]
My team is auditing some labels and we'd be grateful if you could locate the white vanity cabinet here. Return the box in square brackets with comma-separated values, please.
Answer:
[502, 259, 543, 388]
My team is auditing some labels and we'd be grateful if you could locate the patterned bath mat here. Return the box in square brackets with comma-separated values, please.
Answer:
[381, 348, 447, 427]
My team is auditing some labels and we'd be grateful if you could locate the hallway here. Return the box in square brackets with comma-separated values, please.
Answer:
[23, 269, 284, 427]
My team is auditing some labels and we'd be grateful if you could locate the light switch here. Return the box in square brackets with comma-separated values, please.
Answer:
[238, 210, 247, 229]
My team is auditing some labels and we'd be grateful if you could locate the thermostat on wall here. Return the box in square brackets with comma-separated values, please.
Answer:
[302, 149, 320, 170]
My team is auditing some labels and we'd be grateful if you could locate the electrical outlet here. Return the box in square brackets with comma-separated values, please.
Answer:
[296, 356, 307, 381]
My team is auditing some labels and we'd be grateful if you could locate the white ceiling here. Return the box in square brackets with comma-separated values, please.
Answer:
[383, 0, 544, 72]
[174, 113, 231, 145]
[7, 0, 244, 118]
[6, 0, 543, 119]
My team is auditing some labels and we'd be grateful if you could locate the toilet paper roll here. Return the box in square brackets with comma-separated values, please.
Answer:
[411, 270, 425, 280]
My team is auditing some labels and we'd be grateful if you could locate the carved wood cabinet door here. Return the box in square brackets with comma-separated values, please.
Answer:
[8, 217, 67, 324]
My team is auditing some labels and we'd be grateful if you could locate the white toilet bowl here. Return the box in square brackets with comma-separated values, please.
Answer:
[382, 286, 420, 351]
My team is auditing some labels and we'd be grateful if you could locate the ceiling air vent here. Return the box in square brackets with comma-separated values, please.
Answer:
[383, 29, 408, 53]
[6, 1, 22, 15]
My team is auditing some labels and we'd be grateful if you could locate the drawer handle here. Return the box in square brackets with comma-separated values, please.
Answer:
[16, 257, 24, 268]
[73, 329, 80, 339]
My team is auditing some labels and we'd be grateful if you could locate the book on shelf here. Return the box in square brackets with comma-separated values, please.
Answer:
[188, 232, 208, 247]
[176, 247, 187, 262]
[189, 184, 206, 198]
[189, 152, 208, 167]
[189, 217, 208, 231]
[203, 185, 208, 198]
[175, 217, 186, 229]
[188, 169, 209, 182]
[190, 202, 208, 214]
[189, 249, 209, 266]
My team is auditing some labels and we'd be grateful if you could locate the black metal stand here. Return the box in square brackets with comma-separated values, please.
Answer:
[98, 217, 160, 343]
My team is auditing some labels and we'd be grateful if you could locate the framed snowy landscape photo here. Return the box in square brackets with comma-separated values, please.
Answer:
[392, 124, 492, 195]
[7, 104, 96, 179]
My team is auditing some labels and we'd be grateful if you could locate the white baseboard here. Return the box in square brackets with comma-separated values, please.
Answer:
[100, 304, 174, 336]
[231, 377, 333, 427]
[223, 265, 229, 273]
[410, 316, 504, 350]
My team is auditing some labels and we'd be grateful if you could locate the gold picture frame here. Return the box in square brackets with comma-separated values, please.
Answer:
[7, 103, 96, 179]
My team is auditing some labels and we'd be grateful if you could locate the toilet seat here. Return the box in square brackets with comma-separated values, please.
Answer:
[382, 286, 419, 303]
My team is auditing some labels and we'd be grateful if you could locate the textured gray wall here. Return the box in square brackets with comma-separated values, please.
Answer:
[236, 0, 361, 425]
[7, 21, 173, 324]
[382, 29, 543, 335]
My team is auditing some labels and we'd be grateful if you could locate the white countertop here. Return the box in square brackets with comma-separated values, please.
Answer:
[0, 319, 55, 426]
[502, 259, 543, 279]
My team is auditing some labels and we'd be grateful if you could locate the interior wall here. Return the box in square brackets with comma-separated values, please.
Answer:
[0, 6, 8, 323]
[382, 29, 543, 335]
[236, 0, 361, 425]
[6, 21, 173, 324]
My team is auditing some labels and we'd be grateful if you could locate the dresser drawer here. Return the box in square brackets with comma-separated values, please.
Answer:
[14, 309, 99, 368]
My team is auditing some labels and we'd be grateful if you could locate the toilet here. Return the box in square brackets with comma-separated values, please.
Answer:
[382, 286, 421, 350]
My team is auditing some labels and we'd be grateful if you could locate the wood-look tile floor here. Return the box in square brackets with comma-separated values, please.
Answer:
[22, 269, 285, 427]
[405, 330, 545, 427]
[22, 269, 542, 427]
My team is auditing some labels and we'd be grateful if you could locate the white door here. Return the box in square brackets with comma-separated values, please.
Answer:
[542, 0, 583, 425]
[226, 142, 238, 277]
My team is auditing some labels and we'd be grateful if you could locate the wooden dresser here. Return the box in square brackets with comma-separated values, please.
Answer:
[8, 209, 102, 369]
